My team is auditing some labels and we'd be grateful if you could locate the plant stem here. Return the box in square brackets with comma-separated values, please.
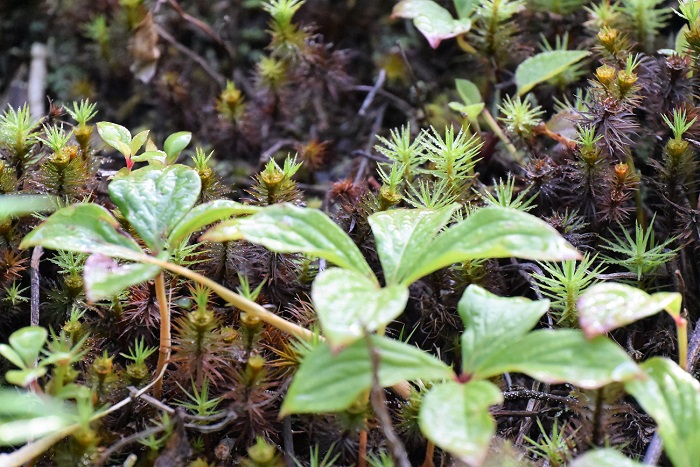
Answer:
[421, 441, 435, 467]
[482, 109, 521, 163]
[676, 315, 688, 371]
[141, 255, 315, 341]
[140, 255, 414, 400]
[153, 272, 169, 398]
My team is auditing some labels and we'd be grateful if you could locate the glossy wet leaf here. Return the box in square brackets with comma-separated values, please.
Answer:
[459, 285, 549, 373]
[419, 380, 502, 466]
[281, 335, 453, 415]
[578, 283, 682, 338]
[0, 195, 57, 220]
[19, 204, 144, 261]
[84, 253, 162, 302]
[169, 200, 259, 246]
[163, 131, 192, 164]
[570, 449, 644, 467]
[516, 50, 590, 95]
[368, 205, 459, 285]
[312, 268, 409, 346]
[625, 357, 700, 467]
[109, 165, 201, 252]
[0, 390, 75, 446]
[5, 367, 47, 387]
[392, 0, 472, 48]
[475, 329, 640, 387]
[96, 121, 131, 157]
[404, 206, 580, 285]
[201, 203, 374, 279]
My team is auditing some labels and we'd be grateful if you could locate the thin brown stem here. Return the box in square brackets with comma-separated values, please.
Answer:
[138, 256, 414, 399]
[153, 272, 170, 398]
[421, 441, 435, 467]
[358, 429, 368, 467]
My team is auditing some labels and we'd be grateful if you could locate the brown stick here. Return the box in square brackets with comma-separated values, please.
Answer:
[30, 246, 43, 327]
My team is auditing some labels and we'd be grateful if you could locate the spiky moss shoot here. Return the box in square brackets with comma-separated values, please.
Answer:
[241, 437, 284, 467]
[217, 81, 247, 123]
[0, 161, 18, 194]
[247, 156, 303, 205]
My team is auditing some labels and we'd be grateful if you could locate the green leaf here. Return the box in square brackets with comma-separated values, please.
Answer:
[96, 121, 132, 157]
[108, 165, 201, 252]
[474, 329, 640, 387]
[0, 345, 24, 369]
[453, 0, 478, 18]
[8, 327, 47, 367]
[129, 130, 149, 156]
[449, 102, 485, 121]
[131, 150, 167, 164]
[405, 206, 581, 285]
[201, 203, 374, 279]
[0, 195, 57, 220]
[459, 285, 549, 374]
[312, 268, 409, 346]
[281, 336, 454, 415]
[19, 204, 144, 261]
[0, 390, 75, 446]
[169, 200, 260, 246]
[455, 79, 482, 105]
[163, 131, 192, 164]
[570, 449, 645, 467]
[368, 205, 459, 285]
[419, 380, 502, 466]
[578, 283, 683, 338]
[392, 0, 472, 48]
[84, 253, 162, 302]
[516, 50, 590, 95]
[5, 367, 47, 387]
[625, 357, 700, 467]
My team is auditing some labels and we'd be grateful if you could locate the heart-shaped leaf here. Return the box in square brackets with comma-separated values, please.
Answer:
[419, 380, 503, 466]
[281, 335, 454, 416]
[169, 200, 259, 246]
[109, 165, 201, 252]
[459, 285, 549, 374]
[625, 357, 700, 467]
[163, 131, 192, 164]
[578, 283, 682, 338]
[84, 253, 162, 302]
[20, 204, 144, 261]
[368, 205, 459, 285]
[97, 122, 131, 158]
[516, 50, 590, 95]
[312, 268, 409, 346]
[570, 449, 645, 467]
[392, 0, 472, 48]
[201, 203, 374, 279]
[404, 206, 580, 285]
[475, 329, 640, 387]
